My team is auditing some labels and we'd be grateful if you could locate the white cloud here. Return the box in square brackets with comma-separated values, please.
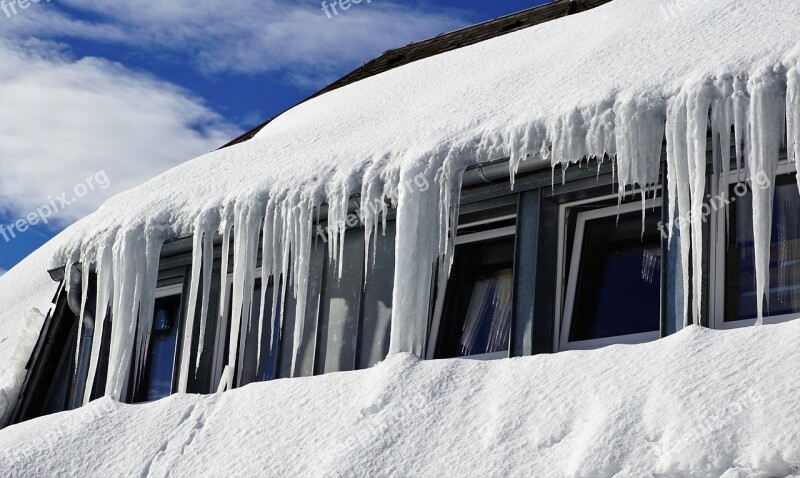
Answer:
[0, 0, 466, 231]
[0, 39, 238, 226]
[0, 268, 6, 277]
[3, 0, 467, 84]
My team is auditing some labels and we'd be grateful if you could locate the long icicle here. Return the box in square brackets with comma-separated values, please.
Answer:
[82, 235, 114, 404]
[194, 222, 216, 376]
[747, 69, 785, 324]
[177, 214, 211, 393]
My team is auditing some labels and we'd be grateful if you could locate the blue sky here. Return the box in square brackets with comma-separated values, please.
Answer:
[0, 0, 546, 273]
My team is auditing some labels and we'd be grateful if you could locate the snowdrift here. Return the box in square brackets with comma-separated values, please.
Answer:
[1, 321, 799, 477]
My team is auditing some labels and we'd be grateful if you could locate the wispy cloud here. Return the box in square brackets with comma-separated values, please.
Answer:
[0, 39, 238, 227]
[2, 0, 467, 86]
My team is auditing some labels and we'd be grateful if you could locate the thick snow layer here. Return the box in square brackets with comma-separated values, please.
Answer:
[1, 321, 799, 477]
[1, 0, 800, 438]
[0, 239, 58, 365]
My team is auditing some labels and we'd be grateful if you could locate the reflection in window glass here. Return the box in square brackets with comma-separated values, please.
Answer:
[726, 176, 800, 321]
[315, 229, 365, 375]
[238, 281, 274, 386]
[568, 209, 661, 342]
[281, 244, 325, 379]
[42, 321, 78, 415]
[358, 222, 396, 369]
[438, 237, 514, 358]
[136, 295, 182, 402]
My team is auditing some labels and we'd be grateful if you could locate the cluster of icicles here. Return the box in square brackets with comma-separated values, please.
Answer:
[64, 64, 800, 404]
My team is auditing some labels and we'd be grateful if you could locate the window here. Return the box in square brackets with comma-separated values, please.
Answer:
[237, 277, 276, 386]
[133, 288, 183, 403]
[315, 229, 365, 375]
[559, 199, 662, 350]
[713, 165, 800, 327]
[357, 222, 396, 370]
[433, 207, 517, 360]
[218, 218, 397, 386]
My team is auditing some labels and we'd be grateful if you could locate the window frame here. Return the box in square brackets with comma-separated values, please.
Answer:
[426, 215, 517, 362]
[709, 156, 800, 330]
[556, 195, 664, 352]
[131, 283, 185, 403]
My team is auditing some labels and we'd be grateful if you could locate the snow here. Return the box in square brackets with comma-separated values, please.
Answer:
[0, 0, 798, 467]
[1, 321, 799, 477]
[0, 238, 60, 426]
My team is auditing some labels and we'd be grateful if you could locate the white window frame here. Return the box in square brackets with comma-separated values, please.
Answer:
[426, 215, 517, 361]
[556, 196, 663, 352]
[130, 283, 184, 402]
[709, 156, 800, 329]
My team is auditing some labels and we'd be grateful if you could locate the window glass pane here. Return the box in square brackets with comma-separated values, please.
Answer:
[238, 282, 273, 386]
[42, 320, 78, 415]
[358, 222, 396, 369]
[726, 176, 800, 321]
[438, 236, 515, 358]
[569, 209, 661, 342]
[136, 295, 182, 402]
[315, 229, 365, 374]
[285, 243, 325, 378]
[183, 272, 221, 395]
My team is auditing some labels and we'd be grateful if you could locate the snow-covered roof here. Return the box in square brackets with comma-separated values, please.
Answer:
[49, 0, 800, 271]
[0, 0, 800, 461]
[2, 321, 799, 476]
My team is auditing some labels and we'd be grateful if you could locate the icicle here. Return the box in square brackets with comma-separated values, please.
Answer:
[788, 66, 800, 192]
[614, 94, 665, 237]
[288, 194, 315, 376]
[428, 155, 465, 355]
[747, 68, 786, 324]
[361, 169, 387, 278]
[177, 211, 219, 393]
[389, 161, 440, 356]
[666, 93, 693, 327]
[215, 217, 233, 389]
[105, 226, 163, 400]
[733, 76, 750, 183]
[274, 199, 293, 358]
[256, 200, 276, 370]
[194, 225, 215, 375]
[711, 75, 736, 242]
[268, 200, 286, 354]
[325, 179, 355, 280]
[228, 201, 264, 385]
[685, 80, 716, 325]
[389, 150, 463, 357]
[133, 232, 163, 389]
[82, 235, 114, 404]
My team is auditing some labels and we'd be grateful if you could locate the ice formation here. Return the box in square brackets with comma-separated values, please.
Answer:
[37, 0, 800, 401]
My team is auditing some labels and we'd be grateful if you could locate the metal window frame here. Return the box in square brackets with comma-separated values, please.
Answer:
[556, 195, 663, 352]
[130, 279, 187, 403]
[426, 217, 517, 361]
[709, 156, 800, 330]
